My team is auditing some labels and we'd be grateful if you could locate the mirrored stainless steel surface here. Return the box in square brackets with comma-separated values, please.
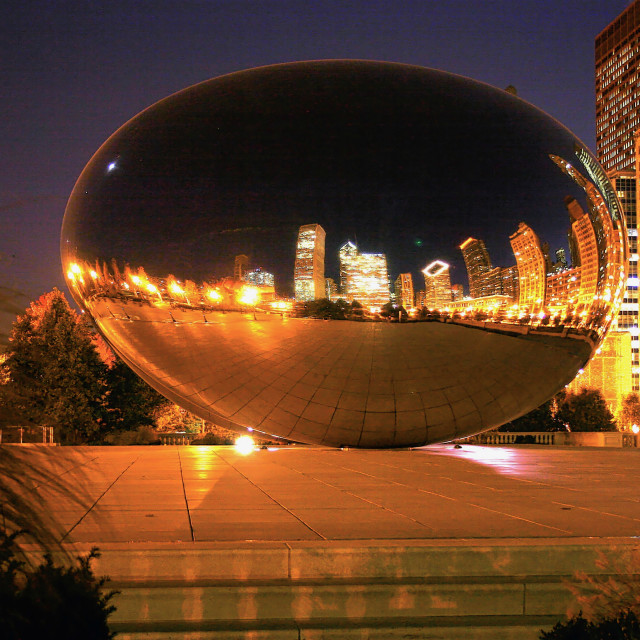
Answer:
[61, 61, 627, 448]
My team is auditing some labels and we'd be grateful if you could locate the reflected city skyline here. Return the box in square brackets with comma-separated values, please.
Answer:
[60, 60, 627, 448]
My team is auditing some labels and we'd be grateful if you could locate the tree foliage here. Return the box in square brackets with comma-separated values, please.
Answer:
[104, 359, 169, 432]
[0, 290, 108, 443]
[0, 289, 172, 443]
[556, 387, 617, 432]
[499, 398, 565, 432]
[619, 393, 640, 431]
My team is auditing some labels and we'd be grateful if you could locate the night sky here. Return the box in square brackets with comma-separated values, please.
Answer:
[0, 0, 630, 345]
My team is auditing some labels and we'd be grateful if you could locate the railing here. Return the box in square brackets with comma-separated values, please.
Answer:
[0, 426, 55, 445]
[464, 431, 639, 448]
[158, 432, 199, 445]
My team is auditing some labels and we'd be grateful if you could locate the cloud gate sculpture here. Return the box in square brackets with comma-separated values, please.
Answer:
[61, 60, 627, 448]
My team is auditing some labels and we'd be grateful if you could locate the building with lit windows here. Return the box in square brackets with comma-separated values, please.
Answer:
[609, 167, 639, 389]
[294, 224, 326, 301]
[422, 260, 452, 308]
[509, 222, 546, 315]
[596, 0, 640, 172]
[394, 273, 414, 309]
[451, 284, 464, 301]
[460, 237, 492, 298]
[325, 277, 338, 300]
[338, 241, 390, 308]
[565, 197, 599, 305]
[234, 254, 249, 281]
[244, 268, 274, 287]
[568, 330, 632, 418]
[595, 4, 640, 389]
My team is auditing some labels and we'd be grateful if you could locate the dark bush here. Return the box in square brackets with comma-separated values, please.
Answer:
[540, 610, 640, 639]
[0, 532, 118, 640]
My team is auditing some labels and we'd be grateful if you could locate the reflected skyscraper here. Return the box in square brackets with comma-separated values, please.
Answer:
[339, 241, 390, 308]
[510, 222, 546, 315]
[294, 224, 326, 301]
[565, 197, 598, 305]
[460, 237, 492, 298]
[394, 273, 414, 309]
[234, 254, 249, 281]
[244, 268, 275, 287]
[422, 260, 452, 308]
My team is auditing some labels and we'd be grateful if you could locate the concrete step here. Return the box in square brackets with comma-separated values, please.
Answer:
[111, 615, 560, 639]
[54, 538, 640, 639]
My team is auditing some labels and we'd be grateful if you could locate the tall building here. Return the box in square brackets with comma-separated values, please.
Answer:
[509, 222, 546, 315]
[609, 166, 639, 389]
[568, 330, 632, 419]
[596, 4, 639, 390]
[234, 254, 249, 281]
[595, 0, 640, 172]
[294, 224, 326, 301]
[244, 268, 275, 287]
[394, 273, 414, 309]
[460, 237, 492, 298]
[422, 260, 452, 308]
[565, 197, 599, 305]
[338, 241, 390, 308]
[325, 277, 338, 300]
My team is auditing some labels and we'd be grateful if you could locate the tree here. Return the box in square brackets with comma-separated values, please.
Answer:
[556, 387, 617, 432]
[104, 358, 170, 432]
[619, 393, 640, 431]
[0, 290, 108, 444]
[499, 398, 565, 432]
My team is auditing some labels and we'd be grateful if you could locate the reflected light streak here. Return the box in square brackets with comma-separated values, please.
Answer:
[452, 446, 520, 474]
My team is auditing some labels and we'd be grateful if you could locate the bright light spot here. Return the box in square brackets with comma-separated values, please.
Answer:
[70, 263, 81, 274]
[107, 161, 117, 172]
[131, 275, 141, 285]
[632, 424, 639, 435]
[207, 289, 222, 302]
[238, 286, 259, 306]
[235, 435, 255, 455]
[170, 282, 184, 295]
[89, 269, 98, 279]
[66, 270, 75, 281]
[146, 283, 157, 293]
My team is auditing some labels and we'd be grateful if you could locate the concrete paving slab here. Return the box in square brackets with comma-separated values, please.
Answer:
[13, 444, 640, 543]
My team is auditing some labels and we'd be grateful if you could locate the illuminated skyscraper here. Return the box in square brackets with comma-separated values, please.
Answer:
[460, 237, 491, 298]
[325, 277, 338, 300]
[509, 222, 546, 315]
[244, 268, 275, 287]
[609, 167, 638, 389]
[234, 254, 249, 281]
[394, 273, 414, 309]
[422, 260, 452, 308]
[294, 224, 326, 301]
[565, 197, 598, 305]
[596, 0, 640, 171]
[451, 284, 464, 301]
[339, 241, 390, 308]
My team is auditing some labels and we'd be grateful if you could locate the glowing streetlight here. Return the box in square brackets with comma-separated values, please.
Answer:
[234, 435, 255, 455]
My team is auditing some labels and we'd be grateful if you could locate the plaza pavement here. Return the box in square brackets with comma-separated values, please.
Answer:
[23, 444, 640, 639]
[33, 444, 640, 543]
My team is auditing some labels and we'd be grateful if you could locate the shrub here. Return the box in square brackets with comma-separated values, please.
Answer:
[540, 610, 640, 639]
[0, 532, 118, 639]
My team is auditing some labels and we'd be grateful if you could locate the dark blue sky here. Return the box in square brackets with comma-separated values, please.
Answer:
[0, 0, 630, 343]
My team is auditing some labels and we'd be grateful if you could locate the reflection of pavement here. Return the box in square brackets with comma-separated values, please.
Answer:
[88, 298, 591, 447]
[41, 445, 640, 543]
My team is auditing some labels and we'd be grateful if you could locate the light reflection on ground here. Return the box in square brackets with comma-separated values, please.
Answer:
[424, 445, 524, 476]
